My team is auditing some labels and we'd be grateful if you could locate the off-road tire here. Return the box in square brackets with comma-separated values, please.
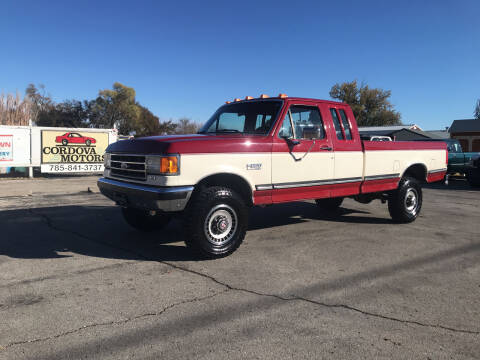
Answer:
[184, 186, 248, 258]
[62, 139, 68, 146]
[121, 207, 171, 232]
[388, 177, 422, 223]
[85, 139, 91, 146]
[315, 197, 344, 213]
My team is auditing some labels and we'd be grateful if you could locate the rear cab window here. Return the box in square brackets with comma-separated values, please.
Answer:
[338, 109, 353, 140]
[330, 108, 353, 140]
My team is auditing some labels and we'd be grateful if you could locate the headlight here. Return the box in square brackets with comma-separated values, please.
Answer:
[104, 153, 111, 168]
[146, 155, 179, 175]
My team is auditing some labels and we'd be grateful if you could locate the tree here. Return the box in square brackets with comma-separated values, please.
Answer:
[0, 91, 32, 126]
[36, 100, 89, 128]
[25, 84, 54, 125]
[23, 81, 183, 135]
[89, 82, 139, 134]
[158, 119, 178, 135]
[175, 117, 200, 134]
[329, 80, 401, 127]
[474, 99, 480, 120]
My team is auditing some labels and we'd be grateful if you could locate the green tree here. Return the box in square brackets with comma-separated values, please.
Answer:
[36, 100, 89, 128]
[89, 82, 139, 134]
[329, 80, 401, 127]
[474, 99, 480, 120]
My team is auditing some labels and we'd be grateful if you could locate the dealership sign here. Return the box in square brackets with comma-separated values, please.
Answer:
[40, 130, 109, 173]
[0, 135, 13, 161]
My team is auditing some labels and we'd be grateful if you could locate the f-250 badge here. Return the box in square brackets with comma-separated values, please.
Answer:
[246, 163, 262, 170]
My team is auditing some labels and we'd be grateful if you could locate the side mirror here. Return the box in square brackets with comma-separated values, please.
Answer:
[280, 135, 300, 146]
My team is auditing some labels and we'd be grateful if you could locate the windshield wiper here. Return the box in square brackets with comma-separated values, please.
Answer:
[208, 129, 241, 133]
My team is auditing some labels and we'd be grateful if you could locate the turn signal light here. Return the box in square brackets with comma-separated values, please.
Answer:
[225, 101, 231, 104]
[278, 93, 288, 98]
[259, 94, 269, 98]
[160, 156, 178, 174]
[245, 96, 253, 100]
[146, 155, 179, 175]
[234, 98, 241, 102]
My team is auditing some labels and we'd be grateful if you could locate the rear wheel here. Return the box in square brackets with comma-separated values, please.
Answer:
[184, 186, 248, 258]
[388, 177, 422, 223]
[315, 197, 344, 213]
[121, 207, 171, 232]
[62, 139, 68, 146]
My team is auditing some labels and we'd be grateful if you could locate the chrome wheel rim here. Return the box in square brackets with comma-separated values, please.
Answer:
[204, 204, 237, 246]
[404, 188, 418, 215]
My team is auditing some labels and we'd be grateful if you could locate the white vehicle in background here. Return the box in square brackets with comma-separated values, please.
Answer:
[361, 135, 392, 141]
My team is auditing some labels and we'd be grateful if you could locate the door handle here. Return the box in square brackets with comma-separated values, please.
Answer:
[319, 145, 332, 151]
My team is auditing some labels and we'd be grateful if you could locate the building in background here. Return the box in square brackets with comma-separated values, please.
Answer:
[358, 124, 449, 141]
[448, 119, 480, 152]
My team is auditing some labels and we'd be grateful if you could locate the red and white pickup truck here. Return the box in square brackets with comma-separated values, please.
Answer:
[98, 95, 447, 257]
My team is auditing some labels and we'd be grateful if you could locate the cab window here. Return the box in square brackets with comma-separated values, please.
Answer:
[255, 114, 272, 133]
[338, 109, 353, 140]
[330, 108, 344, 140]
[448, 142, 462, 153]
[217, 113, 245, 132]
[278, 106, 325, 140]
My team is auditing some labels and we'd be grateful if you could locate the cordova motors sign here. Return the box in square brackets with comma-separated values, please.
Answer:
[41, 130, 109, 173]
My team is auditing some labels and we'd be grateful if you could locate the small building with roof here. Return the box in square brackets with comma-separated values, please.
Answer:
[448, 119, 480, 151]
[358, 124, 449, 141]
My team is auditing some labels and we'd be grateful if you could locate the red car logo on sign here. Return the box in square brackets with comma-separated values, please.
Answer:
[55, 132, 97, 146]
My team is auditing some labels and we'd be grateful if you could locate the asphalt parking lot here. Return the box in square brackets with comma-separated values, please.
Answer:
[0, 177, 479, 359]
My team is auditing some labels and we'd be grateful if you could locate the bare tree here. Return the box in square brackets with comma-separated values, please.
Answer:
[0, 91, 32, 126]
[175, 117, 200, 134]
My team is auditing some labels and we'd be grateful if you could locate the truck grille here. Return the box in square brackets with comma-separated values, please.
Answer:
[110, 154, 146, 181]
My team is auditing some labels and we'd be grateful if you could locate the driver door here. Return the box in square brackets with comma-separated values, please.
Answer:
[271, 103, 334, 202]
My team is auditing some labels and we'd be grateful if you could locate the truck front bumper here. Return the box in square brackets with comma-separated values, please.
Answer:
[97, 177, 194, 212]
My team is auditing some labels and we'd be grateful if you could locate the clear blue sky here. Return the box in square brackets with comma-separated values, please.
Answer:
[1, 0, 478, 130]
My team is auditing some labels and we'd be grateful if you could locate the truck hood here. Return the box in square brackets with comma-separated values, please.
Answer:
[106, 134, 272, 154]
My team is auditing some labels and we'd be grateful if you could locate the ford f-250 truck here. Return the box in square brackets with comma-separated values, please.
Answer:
[98, 95, 447, 257]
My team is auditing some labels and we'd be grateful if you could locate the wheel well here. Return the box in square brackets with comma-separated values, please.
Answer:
[403, 164, 427, 182]
[195, 173, 253, 206]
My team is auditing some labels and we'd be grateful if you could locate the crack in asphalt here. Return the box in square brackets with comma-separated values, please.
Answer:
[7, 208, 476, 349]
[2, 288, 230, 350]
[0, 262, 139, 289]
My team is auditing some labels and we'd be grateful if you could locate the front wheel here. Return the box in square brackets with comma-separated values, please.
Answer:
[85, 139, 91, 146]
[388, 177, 422, 223]
[121, 207, 171, 232]
[184, 186, 248, 258]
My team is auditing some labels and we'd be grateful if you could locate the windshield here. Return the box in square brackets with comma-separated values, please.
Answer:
[199, 101, 283, 135]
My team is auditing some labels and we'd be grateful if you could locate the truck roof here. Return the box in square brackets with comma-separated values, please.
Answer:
[226, 96, 346, 106]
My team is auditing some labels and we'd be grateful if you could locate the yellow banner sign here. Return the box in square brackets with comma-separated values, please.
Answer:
[41, 130, 109, 164]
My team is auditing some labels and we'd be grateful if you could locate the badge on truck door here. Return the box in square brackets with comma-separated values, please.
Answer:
[246, 163, 262, 170]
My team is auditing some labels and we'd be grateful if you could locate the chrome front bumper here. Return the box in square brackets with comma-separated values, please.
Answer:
[97, 177, 193, 212]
